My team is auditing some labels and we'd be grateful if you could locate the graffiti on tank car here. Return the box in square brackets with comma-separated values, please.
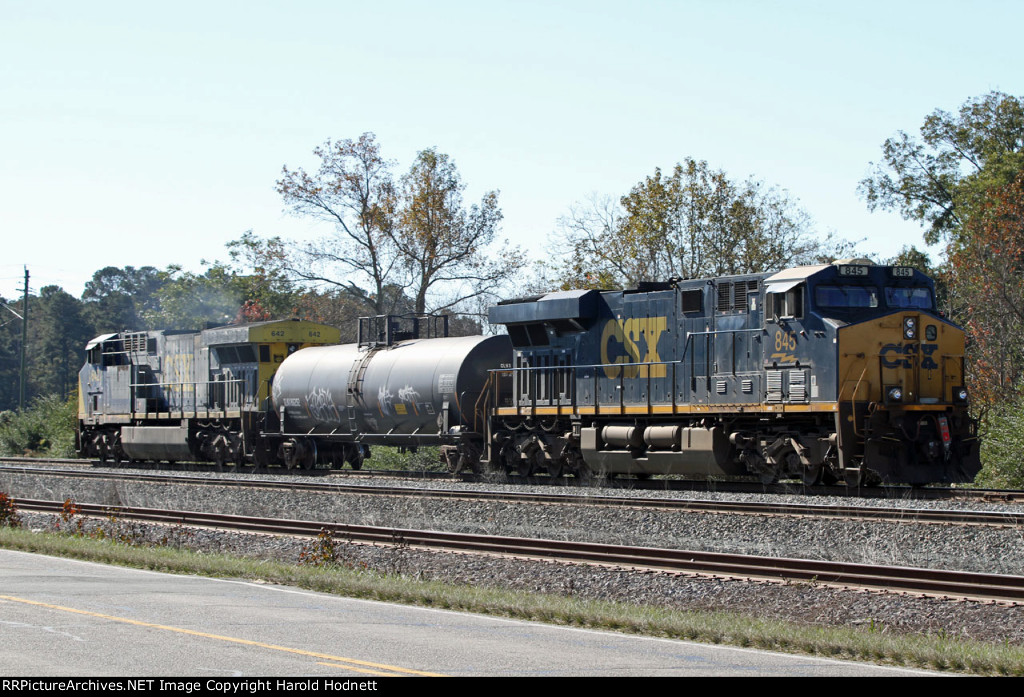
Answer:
[881, 343, 940, 370]
[378, 385, 395, 415]
[398, 385, 421, 403]
[600, 317, 668, 379]
[306, 387, 336, 422]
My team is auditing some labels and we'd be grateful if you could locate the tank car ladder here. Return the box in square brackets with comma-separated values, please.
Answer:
[345, 348, 379, 435]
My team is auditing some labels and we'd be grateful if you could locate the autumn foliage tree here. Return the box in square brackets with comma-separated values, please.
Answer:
[396, 148, 512, 314]
[273, 134, 519, 319]
[276, 134, 401, 316]
[949, 175, 1024, 488]
[946, 176, 1024, 410]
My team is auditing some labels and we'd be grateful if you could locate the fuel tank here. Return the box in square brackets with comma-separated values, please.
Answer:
[271, 334, 511, 436]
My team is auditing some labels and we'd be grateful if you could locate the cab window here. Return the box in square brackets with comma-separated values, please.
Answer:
[815, 285, 879, 309]
[767, 286, 803, 320]
[885, 287, 934, 310]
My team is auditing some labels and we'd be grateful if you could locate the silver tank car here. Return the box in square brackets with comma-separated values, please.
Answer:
[271, 334, 511, 438]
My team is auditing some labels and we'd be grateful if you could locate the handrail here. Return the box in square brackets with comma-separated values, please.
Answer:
[128, 378, 250, 419]
[494, 326, 765, 413]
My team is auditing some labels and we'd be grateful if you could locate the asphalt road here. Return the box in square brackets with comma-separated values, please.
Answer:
[0, 549, 938, 678]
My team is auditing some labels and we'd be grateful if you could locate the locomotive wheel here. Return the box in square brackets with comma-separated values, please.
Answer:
[301, 450, 316, 470]
[516, 457, 533, 477]
[297, 439, 317, 470]
[801, 464, 823, 486]
[501, 446, 517, 475]
[546, 459, 564, 478]
[253, 443, 270, 470]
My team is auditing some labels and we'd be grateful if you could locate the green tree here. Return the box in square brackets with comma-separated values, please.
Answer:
[219, 230, 305, 320]
[976, 387, 1024, 489]
[0, 296, 24, 410]
[34, 286, 92, 401]
[550, 158, 856, 289]
[143, 266, 246, 330]
[859, 91, 1024, 246]
[81, 265, 164, 331]
[0, 393, 77, 457]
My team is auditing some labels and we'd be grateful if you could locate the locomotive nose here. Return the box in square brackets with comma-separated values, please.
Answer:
[875, 311, 956, 407]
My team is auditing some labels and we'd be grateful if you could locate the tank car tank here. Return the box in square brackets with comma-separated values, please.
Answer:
[269, 316, 511, 471]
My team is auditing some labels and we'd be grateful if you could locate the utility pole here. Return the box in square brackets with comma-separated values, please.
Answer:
[19, 267, 28, 411]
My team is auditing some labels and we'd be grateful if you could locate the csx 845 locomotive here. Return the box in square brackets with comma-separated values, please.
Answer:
[485, 260, 979, 486]
[78, 260, 981, 486]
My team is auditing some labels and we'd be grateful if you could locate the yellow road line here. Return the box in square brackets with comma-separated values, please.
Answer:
[317, 662, 407, 676]
[0, 594, 447, 677]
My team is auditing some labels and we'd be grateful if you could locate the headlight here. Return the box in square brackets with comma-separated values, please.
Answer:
[886, 386, 903, 403]
[954, 387, 969, 404]
[903, 316, 917, 340]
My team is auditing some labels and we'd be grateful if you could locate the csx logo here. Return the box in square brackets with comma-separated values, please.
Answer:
[881, 343, 939, 370]
[600, 317, 668, 378]
[165, 353, 194, 383]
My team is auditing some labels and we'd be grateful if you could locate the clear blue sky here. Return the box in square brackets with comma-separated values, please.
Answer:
[2, 0, 1021, 299]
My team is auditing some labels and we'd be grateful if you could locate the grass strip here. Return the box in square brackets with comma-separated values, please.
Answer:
[1, 526, 1022, 676]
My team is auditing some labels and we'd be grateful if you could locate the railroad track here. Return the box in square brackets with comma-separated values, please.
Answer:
[4, 455, 1024, 503]
[3, 462, 1023, 528]
[11, 497, 1024, 604]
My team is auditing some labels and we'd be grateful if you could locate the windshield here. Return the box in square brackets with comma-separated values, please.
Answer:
[885, 287, 934, 310]
[815, 285, 879, 309]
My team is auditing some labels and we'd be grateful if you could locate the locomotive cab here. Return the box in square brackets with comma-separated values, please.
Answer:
[762, 261, 979, 484]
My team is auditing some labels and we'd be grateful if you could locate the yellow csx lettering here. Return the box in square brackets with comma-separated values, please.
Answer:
[600, 317, 668, 379]
[164, 353, 193, 384]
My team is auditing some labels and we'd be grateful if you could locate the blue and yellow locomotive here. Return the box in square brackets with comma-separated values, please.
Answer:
[487, 260, 980, 485]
